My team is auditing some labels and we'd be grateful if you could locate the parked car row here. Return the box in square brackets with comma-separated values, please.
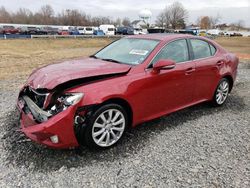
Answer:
[0, 25, 19, 34]
[0, 24, 146, 36]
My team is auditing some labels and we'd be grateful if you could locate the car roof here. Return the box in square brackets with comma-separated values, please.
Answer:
[127, 33, 195, 41]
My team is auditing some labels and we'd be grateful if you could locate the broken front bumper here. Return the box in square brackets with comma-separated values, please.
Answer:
[17, 96, 79, 149]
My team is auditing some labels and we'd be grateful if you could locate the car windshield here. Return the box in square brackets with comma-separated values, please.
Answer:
[94, 38, 159, 65]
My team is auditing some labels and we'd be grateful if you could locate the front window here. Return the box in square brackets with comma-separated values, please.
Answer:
[151, 39, 189, 65]
[108, 28, 114, 31]
[94, 38, 160, 65]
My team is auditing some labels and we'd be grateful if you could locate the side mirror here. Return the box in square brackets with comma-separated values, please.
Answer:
[152, 59, 176, 73]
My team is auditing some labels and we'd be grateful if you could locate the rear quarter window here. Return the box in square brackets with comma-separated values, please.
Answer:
[209, 44, 217, 55]
[190, 39, 211, 59]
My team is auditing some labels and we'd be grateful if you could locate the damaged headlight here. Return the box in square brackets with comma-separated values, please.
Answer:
[48, 93, 84, 115]
[62, 93, 84, 106]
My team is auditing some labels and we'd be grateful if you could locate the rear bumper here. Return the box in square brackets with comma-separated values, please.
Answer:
[17, 98, 79, 149]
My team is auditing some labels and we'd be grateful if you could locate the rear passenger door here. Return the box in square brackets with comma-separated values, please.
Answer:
[189, 39, 221, 101]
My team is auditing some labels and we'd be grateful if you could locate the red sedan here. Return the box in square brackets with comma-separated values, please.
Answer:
[2, 25, 19, 34]
[17, 34, 239, 149]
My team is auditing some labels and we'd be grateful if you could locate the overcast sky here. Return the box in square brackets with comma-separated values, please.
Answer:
[1, 0, 249, 26]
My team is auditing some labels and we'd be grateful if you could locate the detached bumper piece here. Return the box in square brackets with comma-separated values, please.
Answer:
[22, 96, 51, 122]
[17, 95, 79, 149]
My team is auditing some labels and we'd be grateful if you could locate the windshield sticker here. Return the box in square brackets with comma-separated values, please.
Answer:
[129, 49, 149, 56]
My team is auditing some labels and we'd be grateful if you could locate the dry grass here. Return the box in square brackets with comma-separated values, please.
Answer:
[215, 37, 250, 60]
[0, 37, 249, 90]
[0, 38, 115, 90]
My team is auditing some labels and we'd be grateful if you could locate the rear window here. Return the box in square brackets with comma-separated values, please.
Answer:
[209, 44, 217, 55]
[108, 28, 114, 31]
[86, 28, 93, 31]
[190, 39, 211, 59]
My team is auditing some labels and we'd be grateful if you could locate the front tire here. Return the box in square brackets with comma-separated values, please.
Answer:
[84, 103, 128, 149]
[212, 78, 230, 106]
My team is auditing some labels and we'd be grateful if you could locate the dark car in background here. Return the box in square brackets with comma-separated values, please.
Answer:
[179, 30, 197, 35]
[2, 25, 19, 34]
[230, 32, 243, 37]
[19, 27, 47, 35]
[116, 27, 134, 35]
[147, 28, 165, 34]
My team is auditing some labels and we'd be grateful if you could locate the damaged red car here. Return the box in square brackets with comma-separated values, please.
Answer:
[17, 34, 239, 149]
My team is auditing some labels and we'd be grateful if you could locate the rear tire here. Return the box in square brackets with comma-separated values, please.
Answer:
[83, 103, 128, 149]
[212, 78, 230, 106]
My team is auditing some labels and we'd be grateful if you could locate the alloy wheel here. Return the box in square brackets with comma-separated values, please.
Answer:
[92, 109, 126, 147]
[216, 80, 229, 105]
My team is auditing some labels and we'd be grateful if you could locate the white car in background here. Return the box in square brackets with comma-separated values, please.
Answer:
[133, 28, 146, 35]
[84, 27, 94, 35]
[77, 27, 85, 35]
[207, 29, 221, 36]
[77, 27, 94, 35]
[99, 25, 115, 35]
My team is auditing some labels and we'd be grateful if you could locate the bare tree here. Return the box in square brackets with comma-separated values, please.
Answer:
[209, 14, 221, 28]
[89, 16, 114, 26]
[235, 20, 245, 30]
[0, 6, 12, 23]
[122, 17, 131, 26]
[114, 18, 122, 27]
[12, 8, 33, 24]
[39, 5, 55, 24]
[155, 12, 165, 28]
[157, 2, 188, 29]
[198, 16, 211, 29]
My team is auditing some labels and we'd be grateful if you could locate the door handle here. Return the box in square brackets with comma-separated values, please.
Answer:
[185, 67, 195, 75]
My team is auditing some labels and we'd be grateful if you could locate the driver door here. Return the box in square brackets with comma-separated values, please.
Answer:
[133, 39, 195, 121]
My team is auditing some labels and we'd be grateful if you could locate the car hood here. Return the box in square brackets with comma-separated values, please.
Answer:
[27, 58, 131, 90]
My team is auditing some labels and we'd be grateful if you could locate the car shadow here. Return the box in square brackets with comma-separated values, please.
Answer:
[1, 91, 246, 172]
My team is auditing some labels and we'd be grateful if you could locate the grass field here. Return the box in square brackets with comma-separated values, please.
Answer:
[0, 37, 249, 90]
[215, 37, 250, 59]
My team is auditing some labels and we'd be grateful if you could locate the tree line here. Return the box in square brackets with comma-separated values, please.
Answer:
[0, 5, 131, 27]
[1, 2, 246, 30]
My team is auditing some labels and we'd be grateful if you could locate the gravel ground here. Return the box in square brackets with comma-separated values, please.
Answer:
[0, 63, 249, 188]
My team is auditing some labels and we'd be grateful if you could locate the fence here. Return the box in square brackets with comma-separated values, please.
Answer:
[0, 34, 123, 40]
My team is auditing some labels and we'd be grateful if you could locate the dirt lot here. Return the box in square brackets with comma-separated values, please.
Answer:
[0, 37, 250, 187]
